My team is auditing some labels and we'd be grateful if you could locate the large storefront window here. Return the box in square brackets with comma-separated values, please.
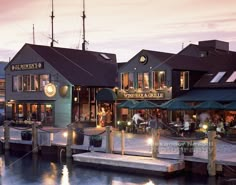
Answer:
[13, 74, 49, 92]
[14, 103, 54, 125]
[138, 72, 149, 89]
[121, 73, 134, 90]
[153, 71, 166, 89]
[180, 71, 189, 90]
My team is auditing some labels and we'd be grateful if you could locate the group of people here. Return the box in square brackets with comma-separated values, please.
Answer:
[132, 111, 163, 133]
[98, 107, 112, 127]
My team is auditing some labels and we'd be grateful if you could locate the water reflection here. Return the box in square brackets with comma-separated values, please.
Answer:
[0, 153, 230, 185]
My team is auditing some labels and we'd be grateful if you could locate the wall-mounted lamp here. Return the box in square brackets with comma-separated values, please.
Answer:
[74, 97, 78, 102]
[44, 83, 56, 97]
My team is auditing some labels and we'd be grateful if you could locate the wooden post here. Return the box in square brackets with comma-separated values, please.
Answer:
[151, 128, 158, 158]
[4, 120, 10, 151]
[106, 126, 113, 153]
[66, 124, 73, 158]
[32, 121, 38, 153]
[121, 130, 125, 155]
[207, 131, 216, 176]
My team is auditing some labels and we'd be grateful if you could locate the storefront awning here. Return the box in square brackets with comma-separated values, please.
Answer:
[176, 89, 236, 102]
[96, 88, 117, 102]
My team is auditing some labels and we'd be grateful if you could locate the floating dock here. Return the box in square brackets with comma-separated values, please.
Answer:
[73, 152, 185, 176]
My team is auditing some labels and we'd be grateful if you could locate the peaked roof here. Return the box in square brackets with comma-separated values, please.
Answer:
[12, 44, 118, 87]
[119, 49, 174, 72]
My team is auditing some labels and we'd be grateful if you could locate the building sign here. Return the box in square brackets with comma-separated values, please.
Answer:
[117, 90, 167, 99]
[11, 62, 44, 71]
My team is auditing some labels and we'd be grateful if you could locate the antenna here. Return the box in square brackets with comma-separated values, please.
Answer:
[33, 24, 35, 44]
[81, 0, 86, 50]
[50, 0, 55, 47]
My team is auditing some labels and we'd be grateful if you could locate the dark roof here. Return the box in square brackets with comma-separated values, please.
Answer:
[152, 54, 208, 72]
[176, 89, 236, 102]
[179, 44, 235, 58]
[25, 44, 117, 87]
[119, 49, 174, 72]
[194, 54, 236, 88]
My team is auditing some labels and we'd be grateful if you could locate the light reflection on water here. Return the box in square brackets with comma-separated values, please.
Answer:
[0, 153, 228, 185]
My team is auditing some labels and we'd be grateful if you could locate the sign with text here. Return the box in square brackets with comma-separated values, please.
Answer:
[11, 62, 44, 71]
[117, 91, 167, 99]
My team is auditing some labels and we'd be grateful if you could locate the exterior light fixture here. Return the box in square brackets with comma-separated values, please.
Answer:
[63, 132, 68, 138]
[203, 124, 208, 130]
[127, 121, 131, 126]
[74, 97, 78, 102]
[44, 83, 56, 97]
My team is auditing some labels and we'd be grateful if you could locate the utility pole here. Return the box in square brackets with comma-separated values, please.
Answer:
[50, 0, 55, 47]
[82, 0, 86, 50]
[33, 24, 35, 45]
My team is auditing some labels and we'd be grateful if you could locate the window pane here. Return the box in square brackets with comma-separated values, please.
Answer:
[180, 71, 189, 90]
[143, 73, 149, 89]
[40, 75, 50, 91]
[138, 73, 143, 89]
[153, 71, 166, 89]
[128, 73, 134, 88]
[121, 73, 129, 90]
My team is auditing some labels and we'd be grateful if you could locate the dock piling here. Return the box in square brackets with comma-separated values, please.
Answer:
[207, 131, 216, 176]
[106, 126, 113, 153]
[4, 121, 10, 151]
[32, 121, 38, 153]
[121, 130, 125, 155]
[66, 124, 73, 157]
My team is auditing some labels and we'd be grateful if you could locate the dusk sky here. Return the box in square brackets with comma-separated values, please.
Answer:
[1, 0, 236, 62]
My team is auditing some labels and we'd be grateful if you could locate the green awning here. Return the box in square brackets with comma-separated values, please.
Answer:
[96, 88, 117, 102]
[176, 89, 236, 102]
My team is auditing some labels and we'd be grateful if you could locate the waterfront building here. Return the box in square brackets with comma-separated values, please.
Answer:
[117, 40, 236, 123]
[0, 62, 7, 124]
[5, 44, 117, 127]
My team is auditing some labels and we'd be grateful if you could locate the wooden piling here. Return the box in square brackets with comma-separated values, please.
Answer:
[152, 128, 159, 158]
[32, 121, 38, 153]
[4, 121, 10, 151]
[66, 124, 73, 157]
[106, 126, 113, 153]
[207, 131, 216, 176]
[121, 130, 125, 155]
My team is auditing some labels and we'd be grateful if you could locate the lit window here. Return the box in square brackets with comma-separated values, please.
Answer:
[180, 71, 189, 90]
[226, 71, 236, 83]
[137, 73, 149, 90]
[210, 72, 226, 83]
[121, 73, 134, 90]
[153, 71, 166, 89]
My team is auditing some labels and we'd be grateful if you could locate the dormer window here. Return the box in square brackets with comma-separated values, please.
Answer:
[210, 72, 226, 83]
[226, 71, 236, 82]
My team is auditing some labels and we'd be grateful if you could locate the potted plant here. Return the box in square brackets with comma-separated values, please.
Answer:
[89, 135, 102, 147]
[74, 128, 84, 145]
[21, 130, 32, 141]
[178, 140, 194, 156]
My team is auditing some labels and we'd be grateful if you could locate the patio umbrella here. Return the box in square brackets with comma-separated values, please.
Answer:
[160, 99, 193, 110]
[224, 101, 236, 110]
[194, 101, 224, 110]
[118, 100, 138, 109]
[130, 100, 160, 109]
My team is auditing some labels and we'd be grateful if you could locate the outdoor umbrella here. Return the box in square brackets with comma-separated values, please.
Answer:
[118, 100, 138, 109]
[130, 100, 160, 109]
[160, 99, 193, 110]
[224, 101, 236, 110]
[194, 101, 224, 110]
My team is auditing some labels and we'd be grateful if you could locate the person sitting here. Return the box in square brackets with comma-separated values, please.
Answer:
[132, 112, 144, 133]
[180, 120, 190, 136]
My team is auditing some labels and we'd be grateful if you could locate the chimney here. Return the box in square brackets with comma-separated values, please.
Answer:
[198, 40, 229, 51]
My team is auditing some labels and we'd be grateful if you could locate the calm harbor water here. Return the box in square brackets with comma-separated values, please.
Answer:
[0, 153, 230, 185]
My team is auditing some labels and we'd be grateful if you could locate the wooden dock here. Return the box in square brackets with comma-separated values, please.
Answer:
[73, 152, 185, 176]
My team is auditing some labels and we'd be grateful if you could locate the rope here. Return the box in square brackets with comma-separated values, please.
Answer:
[74, 128, 107, 137]
[216, 137, 236, 145]
[38, 127, 64, 134]
[9, 126, 32, 131]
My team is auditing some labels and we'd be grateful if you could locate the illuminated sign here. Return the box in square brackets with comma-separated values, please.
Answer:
[118, 91, 165, 99]
[44, 83, 56, 97]
[11, 62, 44, 71]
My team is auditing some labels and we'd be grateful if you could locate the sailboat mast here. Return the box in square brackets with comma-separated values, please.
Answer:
[82, 0, 86, 50]
[50, 0, 55, 47]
